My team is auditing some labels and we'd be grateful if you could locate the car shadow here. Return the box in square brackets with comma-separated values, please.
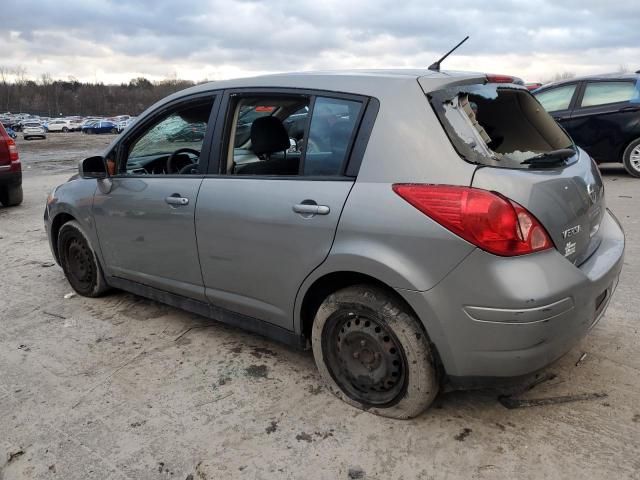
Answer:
[598, 163, 629, 176]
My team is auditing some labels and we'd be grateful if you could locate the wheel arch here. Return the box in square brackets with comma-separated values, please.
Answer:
[297, 269, 447, 384]
[50, 212, 76, 263]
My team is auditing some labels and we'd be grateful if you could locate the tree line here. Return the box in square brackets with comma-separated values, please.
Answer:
[0, 67, 198, 117]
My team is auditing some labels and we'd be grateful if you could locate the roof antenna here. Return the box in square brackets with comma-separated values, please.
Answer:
[428, 36, 470, 72]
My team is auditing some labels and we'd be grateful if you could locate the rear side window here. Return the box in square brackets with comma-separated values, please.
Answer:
[534, 84, 576, 111]
[224, 94, 363, 177]
[305, 97, 362, 176]
[430, 84, 574, 169]
[580, 81, 638, 107]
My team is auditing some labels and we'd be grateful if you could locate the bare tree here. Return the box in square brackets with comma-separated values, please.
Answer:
[543, 71, 576, 84]
[0, 72, 199, 117]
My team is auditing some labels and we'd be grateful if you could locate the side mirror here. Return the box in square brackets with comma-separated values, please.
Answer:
[79, 155, 107, 179]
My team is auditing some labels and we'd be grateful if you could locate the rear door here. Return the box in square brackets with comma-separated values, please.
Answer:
[195, 90, 370, 329]
[533, 82, 580, 126]
[565, 79, 640, 162]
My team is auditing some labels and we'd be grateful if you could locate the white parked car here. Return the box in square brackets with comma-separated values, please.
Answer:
[69, 119, 84, 131]
[47, 119, 73, 132]
[22, 122, 46, 140]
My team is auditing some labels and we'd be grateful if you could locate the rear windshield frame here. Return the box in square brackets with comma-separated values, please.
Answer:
[428, 83, 577, 170]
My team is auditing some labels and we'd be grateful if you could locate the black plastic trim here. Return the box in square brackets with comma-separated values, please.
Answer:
[346, 97, 379, 177]
[107, 276, 307, 349]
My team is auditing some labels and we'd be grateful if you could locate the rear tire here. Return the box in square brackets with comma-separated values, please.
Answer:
[311, 285, 439, 419]
[62, 127, 69, 133]
[622, 138, 640, 178]
[57, 220, 110, 297]
[0, 184, 23, 206]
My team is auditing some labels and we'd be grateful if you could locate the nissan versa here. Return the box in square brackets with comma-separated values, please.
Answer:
[44, 70, 625, 418]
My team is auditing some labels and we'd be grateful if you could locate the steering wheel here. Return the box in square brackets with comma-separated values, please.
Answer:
[167, 147, 200, 174]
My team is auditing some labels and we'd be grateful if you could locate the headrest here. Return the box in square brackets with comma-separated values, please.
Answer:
[250, 116, 290, 155]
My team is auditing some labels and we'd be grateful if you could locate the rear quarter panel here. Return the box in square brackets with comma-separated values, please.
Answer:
[294, 82, 477, 331]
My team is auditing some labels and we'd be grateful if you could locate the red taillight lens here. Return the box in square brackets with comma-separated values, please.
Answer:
[7, 138, 19, 162]
[392, 184, 553, 256]
[486, 74, 515, 84]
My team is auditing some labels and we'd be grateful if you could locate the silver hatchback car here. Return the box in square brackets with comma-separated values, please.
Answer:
[45, 70, 625, 418]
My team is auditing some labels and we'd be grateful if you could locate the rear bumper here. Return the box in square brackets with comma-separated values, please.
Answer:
[0, 170, 22, 187]
[400, 209, 625, 379]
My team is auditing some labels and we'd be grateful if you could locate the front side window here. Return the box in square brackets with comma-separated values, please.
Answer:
[225, 94, 363, 177]
[534, 84, 577, 112]
[580, 81, 638, 107]
[122, 99, 214, 175]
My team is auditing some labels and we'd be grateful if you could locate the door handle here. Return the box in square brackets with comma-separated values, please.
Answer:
[553, 115, 568, 121]
[293, 203, 330, 215]
[165, 194, 189, 206]
[619, 105, 640, 113]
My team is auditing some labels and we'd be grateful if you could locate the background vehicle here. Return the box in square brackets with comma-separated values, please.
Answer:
[1, 124, 18, 139]
[82, 120, 119, 134]
[45, 70, 624, 419]
[0, 123, 23, 206]
[22, 121, 46, 140]
[69, 119, 84, 131]
[533, 72, 640, 177]
[47, 119, 73, 132]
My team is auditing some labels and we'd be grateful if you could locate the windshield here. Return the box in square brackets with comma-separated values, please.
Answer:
[430, 84, 575, 169]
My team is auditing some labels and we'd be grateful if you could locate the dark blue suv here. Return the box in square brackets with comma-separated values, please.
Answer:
[533, 72, 640, 177]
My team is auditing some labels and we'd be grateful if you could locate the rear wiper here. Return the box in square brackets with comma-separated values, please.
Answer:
[521, 148, 576, 166]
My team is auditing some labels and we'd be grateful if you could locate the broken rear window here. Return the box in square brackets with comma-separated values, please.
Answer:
[429, 84, 576, 169]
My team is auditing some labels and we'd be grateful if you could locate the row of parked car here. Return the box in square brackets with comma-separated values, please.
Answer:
[0, 114, 136, 140]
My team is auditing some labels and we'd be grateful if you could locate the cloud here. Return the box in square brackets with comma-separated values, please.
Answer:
[1, 0, 638, 83]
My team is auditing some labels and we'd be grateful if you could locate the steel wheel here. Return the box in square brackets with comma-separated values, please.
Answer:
[323, 310, 408, 406]
[312, 285, 439, 418]
[65, 237, 96, 292]
[57, 220, 110, 297]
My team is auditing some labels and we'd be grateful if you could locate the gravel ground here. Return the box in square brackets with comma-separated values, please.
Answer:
[1, 136, 639, 479]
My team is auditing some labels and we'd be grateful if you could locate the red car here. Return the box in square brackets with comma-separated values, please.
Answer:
[0, 123, 23, 206]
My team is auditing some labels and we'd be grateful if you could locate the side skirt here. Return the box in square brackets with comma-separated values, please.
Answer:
[108, 276, 307, 349]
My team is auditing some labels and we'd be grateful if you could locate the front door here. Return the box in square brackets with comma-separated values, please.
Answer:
[196, 92, 367, 329]
[93, 95, 219, 300]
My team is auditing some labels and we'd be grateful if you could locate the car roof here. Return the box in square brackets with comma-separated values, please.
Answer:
[537, 72, 640, 91]
[158, 69, 486, 103]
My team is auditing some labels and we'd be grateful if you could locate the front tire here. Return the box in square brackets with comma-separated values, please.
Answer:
[57, 220, 110, 297]
[311, 285, 439, 419]
[0, 184, 23, 206]
[623, 138, 640, 178]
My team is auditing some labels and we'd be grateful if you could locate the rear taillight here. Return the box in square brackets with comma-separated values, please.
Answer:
[392, 184, 553, 256]
[7, 138, 19, 162]
[486, 74, 515, 83]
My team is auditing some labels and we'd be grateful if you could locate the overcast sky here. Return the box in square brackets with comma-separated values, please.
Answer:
[1, 0, 638, 84]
